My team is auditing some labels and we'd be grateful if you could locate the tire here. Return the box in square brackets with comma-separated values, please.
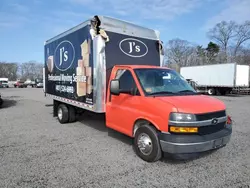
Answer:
[57, 104, 69, 124]
[220, 90, 226, 95]
[133, 124, 162, 162]
[68, 106, 76, 123]
[207, 88, 215, 95]
[0, 98, 3, 107]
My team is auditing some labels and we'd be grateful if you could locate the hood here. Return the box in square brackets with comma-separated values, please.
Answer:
[155, 95, 226, 114]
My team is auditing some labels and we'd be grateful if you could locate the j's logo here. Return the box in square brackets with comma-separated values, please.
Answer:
[128, 42, 140, 53]
[54, 40, 75, 71]
[119, 38, 148, 57]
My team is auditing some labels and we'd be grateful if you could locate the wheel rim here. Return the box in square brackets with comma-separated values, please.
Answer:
[137, 133, 153, 155]
[208, 89, 213, 95]
[58, 108, 63, 120]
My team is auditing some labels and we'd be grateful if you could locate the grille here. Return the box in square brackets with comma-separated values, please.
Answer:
[195, 110, 226, 121]
[198, 122, 225, 135]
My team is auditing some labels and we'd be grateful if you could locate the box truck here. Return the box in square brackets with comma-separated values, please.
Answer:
[180, 63, 250, 95]
[0, 78, 9, 88]
[44, 15, 232, 162]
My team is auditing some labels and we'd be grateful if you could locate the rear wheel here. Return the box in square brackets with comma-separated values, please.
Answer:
[0, 98, 3, 107]
[68, 106, 76, 123]
[57, 104, 69, 124]
[220, 90, 226, 95]
[133, 125, 162, 162]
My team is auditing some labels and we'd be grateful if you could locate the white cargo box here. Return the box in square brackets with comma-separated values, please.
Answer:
[180, 63, 249, 87]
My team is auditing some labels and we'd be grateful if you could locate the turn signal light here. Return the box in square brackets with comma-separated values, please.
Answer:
[170, 126, 198, 133]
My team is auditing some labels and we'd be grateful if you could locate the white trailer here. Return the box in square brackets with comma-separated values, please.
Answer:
[0, 78, 8, 81]
[180, 63, 250, 95]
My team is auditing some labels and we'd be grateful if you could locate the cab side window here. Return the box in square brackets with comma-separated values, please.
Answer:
[115, 69, 140, 96]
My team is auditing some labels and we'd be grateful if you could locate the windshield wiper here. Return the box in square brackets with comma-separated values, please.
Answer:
[177, 90, 196, 93]
[177, 90, 201, 95]
[148, 91, 174, 95]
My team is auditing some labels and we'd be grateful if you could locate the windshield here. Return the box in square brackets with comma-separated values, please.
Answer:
[134, 68, 197, 96]
[36, 79, 42, 83]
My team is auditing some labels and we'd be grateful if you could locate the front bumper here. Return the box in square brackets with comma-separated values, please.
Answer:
[36, 84, 43, 88]
[159, 126, 232, 154]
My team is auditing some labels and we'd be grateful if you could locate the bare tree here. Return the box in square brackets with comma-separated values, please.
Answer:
[207, 20, 250, 63]
[164, 39, 222, 67]
[207, 21, 236, 62]
[0, 62, 18, 80]
[234, 45, 250, 65]
[18, 61, 43, 80]
[233, 21, 250, 56]
[165, 38, 195, 67]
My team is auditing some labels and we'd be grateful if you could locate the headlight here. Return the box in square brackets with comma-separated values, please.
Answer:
[169, 112, 196, 122]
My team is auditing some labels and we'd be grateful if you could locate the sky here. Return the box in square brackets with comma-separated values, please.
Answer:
[0, 0, 250, 63]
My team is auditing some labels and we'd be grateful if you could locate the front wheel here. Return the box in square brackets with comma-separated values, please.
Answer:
[133, 125, 162, 162]
[207, 88, 215, 95]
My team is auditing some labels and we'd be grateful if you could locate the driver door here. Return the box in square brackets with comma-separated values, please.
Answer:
[106, 68, 141, 137]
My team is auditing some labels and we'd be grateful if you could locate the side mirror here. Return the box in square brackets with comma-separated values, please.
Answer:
[110, 79, 120, 95]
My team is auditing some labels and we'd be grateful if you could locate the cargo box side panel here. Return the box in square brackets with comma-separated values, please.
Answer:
[180, 63, 235, 87]
[236, 65, 250, 87]
[104, 31, 160, 87]
[44, 25, 95, 110]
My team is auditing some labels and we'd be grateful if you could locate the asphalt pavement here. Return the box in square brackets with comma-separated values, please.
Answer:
[0, 88, 249, 188]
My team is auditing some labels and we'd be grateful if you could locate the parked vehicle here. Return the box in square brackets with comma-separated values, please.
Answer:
[23, 78, 43, 88]
[36, 82, 43, 88]
[180, 63, 250, 95]
[24, 79, 35, 87]
[14, 80, 27, 88]
[0, 78, 9, 88]
[34, 78, 43, 88]
[43, 15, 232, 162]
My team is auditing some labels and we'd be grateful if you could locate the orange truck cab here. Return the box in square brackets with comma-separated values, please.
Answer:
[44, 15, 232, 162]
[105, 65, 232, 162]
